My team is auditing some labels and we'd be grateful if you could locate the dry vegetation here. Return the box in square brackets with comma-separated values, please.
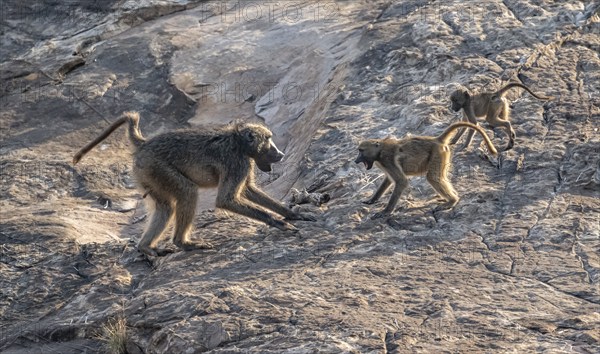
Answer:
[97, 316, 127, 354]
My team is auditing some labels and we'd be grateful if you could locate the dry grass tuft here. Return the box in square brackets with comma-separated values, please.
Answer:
[97, 316, 128, 354]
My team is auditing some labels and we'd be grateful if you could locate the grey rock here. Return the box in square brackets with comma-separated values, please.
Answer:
[1, 1, 599, 353]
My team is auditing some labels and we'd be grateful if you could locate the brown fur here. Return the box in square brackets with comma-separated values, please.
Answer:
[73, 112, 315, 256]
[355, 122, 497, 219]
[450, 82, 552, 151]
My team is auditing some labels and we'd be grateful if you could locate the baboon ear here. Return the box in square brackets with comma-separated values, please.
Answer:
[242, 130, 255, 143]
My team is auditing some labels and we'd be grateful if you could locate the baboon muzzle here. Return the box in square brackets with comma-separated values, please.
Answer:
[355, 155, 373, 170]
[256, 143, 284, 173]
[268, 144, 284, 162]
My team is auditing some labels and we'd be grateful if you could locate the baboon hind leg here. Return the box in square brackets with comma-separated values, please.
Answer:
[137, 163, 208, 254]
[138, 195, 174, 257]
[426, 151, 459, 211]
[171, 178, 212, 251]
[486, 103, 514, 150]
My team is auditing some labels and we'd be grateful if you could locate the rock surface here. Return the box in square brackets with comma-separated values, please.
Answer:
[1, 1, 599, 353]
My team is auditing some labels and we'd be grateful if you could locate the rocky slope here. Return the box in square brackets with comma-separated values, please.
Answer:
[1, 1, 599, 353]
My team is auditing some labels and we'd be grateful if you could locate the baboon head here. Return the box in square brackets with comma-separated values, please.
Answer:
[450, 89, 469, 112]
[355, 140, 382, 170]
[237, 123, 284, 172]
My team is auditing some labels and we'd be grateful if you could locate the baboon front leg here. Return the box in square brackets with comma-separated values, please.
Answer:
[363, 176, 391, 204]
[218, 198, 297, 231]
[244, 184, 316, 221]
[217, 179, 296, 231]
[503, 123, 516, 150]
[461, 106, 480, 149]
[138, 197, 174, 257]
[371, 167, 408, 219]
[450, 111, 470, 145]
[426, 152, 459, 211]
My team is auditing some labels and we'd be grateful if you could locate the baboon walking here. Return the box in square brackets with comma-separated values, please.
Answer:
[355, 122, 497, 219]
[74, 112, 315, 256]
[449, 82, 552, 151]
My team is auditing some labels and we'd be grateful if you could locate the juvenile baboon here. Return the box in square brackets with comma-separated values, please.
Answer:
[449, 82, 552, 151]
[355, 122, 497, 219]
[73, 112, 315, 256]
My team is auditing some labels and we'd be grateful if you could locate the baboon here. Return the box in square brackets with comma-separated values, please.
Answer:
[355, 122, 497, 219]
[73, 112, 315, 256]
[449, 82, 552, 151]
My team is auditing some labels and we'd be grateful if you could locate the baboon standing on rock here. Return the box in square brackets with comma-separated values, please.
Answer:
[355, 122, 497, 219]
[73, 112, 315, 256]
[449, 82, 552, 151]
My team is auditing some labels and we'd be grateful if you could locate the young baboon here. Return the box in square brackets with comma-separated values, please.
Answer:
[73, 111, 315, 256]
[449, 82, 552, 151]
[355, 122, 497, 219]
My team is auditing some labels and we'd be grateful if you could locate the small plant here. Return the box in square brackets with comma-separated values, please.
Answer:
[98, 316, 128, 354]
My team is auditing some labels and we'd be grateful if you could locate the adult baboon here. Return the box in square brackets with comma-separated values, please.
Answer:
[449, 82, 552, 150]
[73, 112, 315, 256]
[355, 122, 497, 219]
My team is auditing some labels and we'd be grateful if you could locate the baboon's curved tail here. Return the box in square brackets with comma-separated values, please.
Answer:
[73, 111, 145, 164]
[436, 122, 498, 155]
[495, 82, 552, 100]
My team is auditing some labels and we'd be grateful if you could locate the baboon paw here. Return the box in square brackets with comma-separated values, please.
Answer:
[139, 247, 174, 257]
[286, 213, 316, 222]
[433, 202, 457, 212]
[155, 248, 176, 256]
[180, 241, 214, 251]
[284, 223, 299, 232]
[362, 200, 375, 205]
[371, 211, 390, 220]
[298, 213, 317, 222]
[274, 220, 298, 232]
[138, 245, 158, 257]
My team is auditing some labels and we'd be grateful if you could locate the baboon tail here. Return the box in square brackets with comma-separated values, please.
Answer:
[122, 111, 145, 148]
[73, 111, 146, 164]
[437, 122, 498, 155]
[496, 82, 552, 100]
